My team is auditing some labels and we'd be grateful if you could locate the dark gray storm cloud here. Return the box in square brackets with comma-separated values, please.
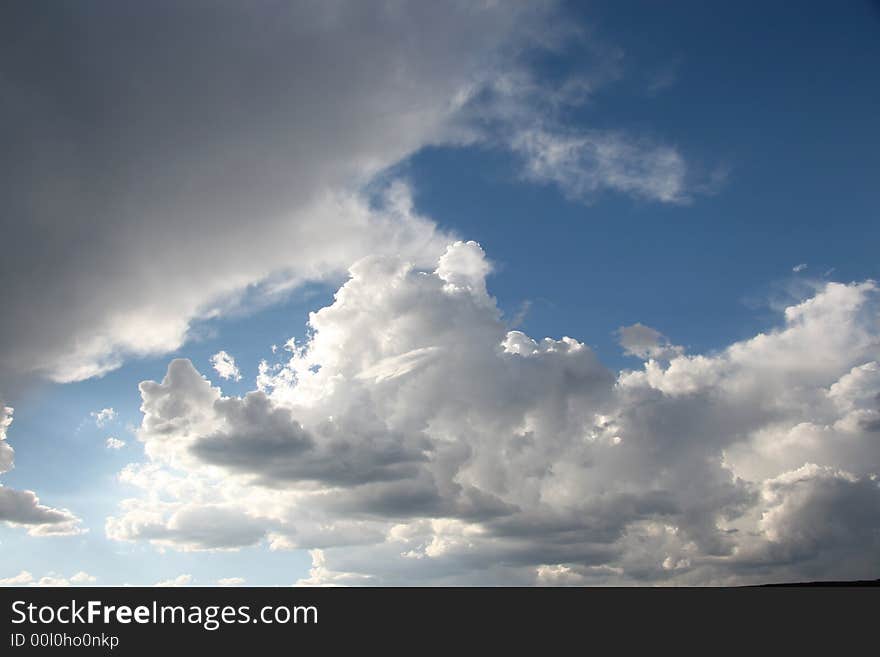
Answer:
[0, 0, 552, 388]
[0, 0, 559, 544]
[192, 390, 430, 487]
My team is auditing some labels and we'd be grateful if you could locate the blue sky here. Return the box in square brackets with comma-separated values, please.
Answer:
[2, 1, 879, 586]
[411, 0, 880, 361]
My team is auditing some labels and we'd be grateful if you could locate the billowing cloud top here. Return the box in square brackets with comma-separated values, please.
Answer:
[211, 351, 242, 382]
[106, 243, 880, 584]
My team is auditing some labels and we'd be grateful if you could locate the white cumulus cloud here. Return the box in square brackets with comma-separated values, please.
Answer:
[91, 408, 117, 428]
[104, 243, 880, 584]
[211, 351, 242, 382]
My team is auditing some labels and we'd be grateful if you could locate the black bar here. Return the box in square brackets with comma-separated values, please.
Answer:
[1, 585, 877, 652]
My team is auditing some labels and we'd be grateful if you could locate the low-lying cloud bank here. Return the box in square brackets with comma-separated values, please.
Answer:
[0, 570, 95, 586]
[107, 242, 880, 584]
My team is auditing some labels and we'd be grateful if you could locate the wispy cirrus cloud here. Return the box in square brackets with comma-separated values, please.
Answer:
[511, 128, 691, 203]
[91, 408, 116, 428]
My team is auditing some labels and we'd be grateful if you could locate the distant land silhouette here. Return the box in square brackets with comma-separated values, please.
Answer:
[757, 579, 880, 587]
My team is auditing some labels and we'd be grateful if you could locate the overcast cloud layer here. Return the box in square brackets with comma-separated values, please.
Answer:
[106, 242, 880, 584]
